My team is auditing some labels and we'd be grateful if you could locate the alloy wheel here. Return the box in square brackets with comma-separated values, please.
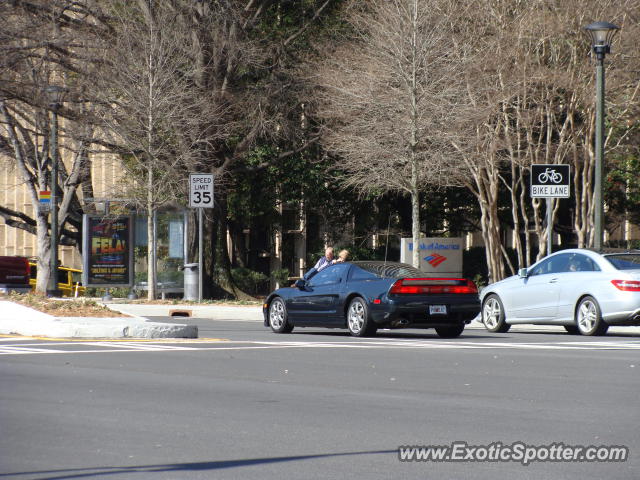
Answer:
[483, 297, 501, 329]
[481, 294, 510, 333]
[269, 299, 285, 329]
[348, 301, 365, 334]
[575, 296, 608, 336]
[577, 299, 597, 333]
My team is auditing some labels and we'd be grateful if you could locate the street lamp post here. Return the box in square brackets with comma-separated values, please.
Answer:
[583, 21, 619, 251]
[45, 85, 66, 297]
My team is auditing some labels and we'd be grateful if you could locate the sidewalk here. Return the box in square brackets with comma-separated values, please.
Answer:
[0, 300, 198, 339]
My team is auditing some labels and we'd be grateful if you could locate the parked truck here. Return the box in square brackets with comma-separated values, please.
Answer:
[0, 256, 31, 294]
[28, 262, 86, 297]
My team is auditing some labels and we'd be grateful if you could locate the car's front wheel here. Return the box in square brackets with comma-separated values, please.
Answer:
[482, 294, 510, 333]
[435, 324, 465, 338]
[575, 296, 608, 336]
[269, 297, 294, 333]
[346, 297, 377, 337]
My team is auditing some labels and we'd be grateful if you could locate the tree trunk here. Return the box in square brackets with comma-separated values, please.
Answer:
[409, 1, 421, 270]
[35, 212, 51, 294]
[146, 168, 156, 300]
[477, 170, 506, 283]
[411, 186, 421, 269]
[532, 198, 546, 261]
[573, 112, 596, 248]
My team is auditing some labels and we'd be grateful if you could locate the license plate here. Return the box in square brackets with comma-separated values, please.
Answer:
[429, 305, 447, 315]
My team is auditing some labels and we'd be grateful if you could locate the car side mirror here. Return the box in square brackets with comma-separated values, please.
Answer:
[294, 279, 306, 289]
[518, 268, 528, 278]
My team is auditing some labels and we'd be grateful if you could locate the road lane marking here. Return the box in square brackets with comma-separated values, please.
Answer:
[0, 338, 639, 355]
[0, 346, 68, 354]
[0, 335, 228, 342]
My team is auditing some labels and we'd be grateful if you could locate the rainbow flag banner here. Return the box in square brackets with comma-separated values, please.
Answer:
[39, 191, 51, 212]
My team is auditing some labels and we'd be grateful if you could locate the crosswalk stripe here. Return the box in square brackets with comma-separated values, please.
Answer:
[0, 337, 639, 355]
[0, 346, 70, 354]
[85, 342, 199, 351]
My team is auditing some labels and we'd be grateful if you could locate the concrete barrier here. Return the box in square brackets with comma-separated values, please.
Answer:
[0, 301, 197, 339]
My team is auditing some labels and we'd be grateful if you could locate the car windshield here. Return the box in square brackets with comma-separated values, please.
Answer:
[351, 261, 426, 279]
[604, 254, 640, 270]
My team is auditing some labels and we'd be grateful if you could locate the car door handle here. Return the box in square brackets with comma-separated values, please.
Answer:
[549, 278, 558, 283]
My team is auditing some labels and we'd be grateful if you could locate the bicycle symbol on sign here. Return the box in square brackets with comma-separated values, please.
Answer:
[538, 168, 563, 184]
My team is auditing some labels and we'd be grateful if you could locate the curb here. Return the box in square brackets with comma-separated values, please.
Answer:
[104, 303, 263, 321]
[0, 301, 198, 339]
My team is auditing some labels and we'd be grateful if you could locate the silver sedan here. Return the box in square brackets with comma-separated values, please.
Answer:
[480, 249, 640, 336]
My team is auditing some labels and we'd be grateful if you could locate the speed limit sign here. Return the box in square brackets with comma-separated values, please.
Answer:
[189, 173, 214, 208]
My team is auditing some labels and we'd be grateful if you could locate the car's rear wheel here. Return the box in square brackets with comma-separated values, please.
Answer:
[269, 297, 294, 333]
[482, 294, 510, 333]
[575, 296, 608, 336]
[435, 324, 465, 338]
[347, 297, 377, 337]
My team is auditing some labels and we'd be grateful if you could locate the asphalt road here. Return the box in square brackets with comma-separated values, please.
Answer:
[1, 318, 639, 480]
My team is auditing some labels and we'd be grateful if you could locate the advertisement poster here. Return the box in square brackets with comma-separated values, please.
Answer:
[400, 237, 463, 277]
[82, 215, 134, 287]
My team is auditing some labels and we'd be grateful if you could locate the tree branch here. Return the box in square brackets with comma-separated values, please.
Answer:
[283, 0, 332, 47]
[0, 205, 78, 246]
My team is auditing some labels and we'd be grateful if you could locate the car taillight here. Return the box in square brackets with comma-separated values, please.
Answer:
[389, 278, 478, 295]
[611, 280, 640, 292]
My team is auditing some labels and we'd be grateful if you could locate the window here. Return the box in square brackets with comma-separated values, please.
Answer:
[565, 254, 600, 273]
[529, 254, 570, 276]
[71, 271, 82, 285]
[350, 266, 378, 281]
[605, 254, 640, 271]
[308, 264, 349, 287]
[352, 262, 425, 278]
[58, 268, 69, 284]
[530, 253, 601, 276]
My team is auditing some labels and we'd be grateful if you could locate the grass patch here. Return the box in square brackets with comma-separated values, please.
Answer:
[5, 293, 129, 317]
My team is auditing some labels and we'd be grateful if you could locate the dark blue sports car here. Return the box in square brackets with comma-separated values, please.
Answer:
[263, 261, 480, 337]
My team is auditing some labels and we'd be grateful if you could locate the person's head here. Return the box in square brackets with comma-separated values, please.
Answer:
[325, 247, 334, 260]
[337, 249, 349, 262]
[567, 255, 579, 272]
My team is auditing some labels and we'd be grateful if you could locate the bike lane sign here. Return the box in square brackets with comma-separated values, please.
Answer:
[530, 164, 570, 198]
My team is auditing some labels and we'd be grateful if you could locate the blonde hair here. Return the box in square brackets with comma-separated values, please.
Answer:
[338, 249, 349, 260]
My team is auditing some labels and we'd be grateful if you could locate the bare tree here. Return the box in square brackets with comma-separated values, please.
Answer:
[0, 0, 103, 293]
[165, 0, 339, 296]
[89, 0, 227, 299]
[315, 0, 461, 267]
[450, 0, 640, 281]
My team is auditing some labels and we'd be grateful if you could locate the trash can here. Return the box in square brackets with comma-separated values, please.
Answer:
[182, 263, 199, 301]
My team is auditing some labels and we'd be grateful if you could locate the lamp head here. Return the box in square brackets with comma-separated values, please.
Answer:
[45, 85, 67, 109]
[584, 21, 620, 56]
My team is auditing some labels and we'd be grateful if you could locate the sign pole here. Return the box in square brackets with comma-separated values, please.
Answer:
[546, 198, 553, 255]
[183, 210, 189, 265]
[189, 173, 214, 302]
[48, 109, 60, 297]
[198, 207, 203, 302]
